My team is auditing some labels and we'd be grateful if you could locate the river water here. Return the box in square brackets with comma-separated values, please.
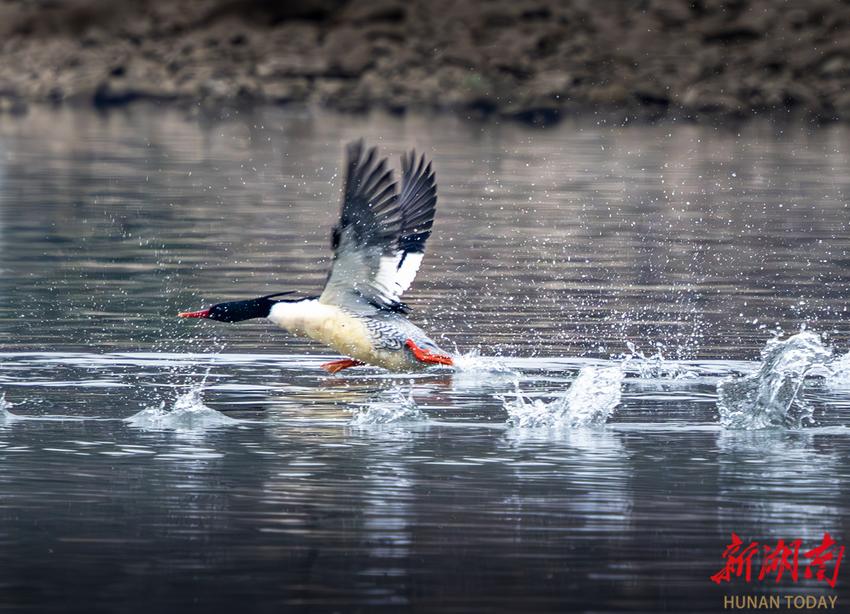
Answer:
[1, 106, 849, 612]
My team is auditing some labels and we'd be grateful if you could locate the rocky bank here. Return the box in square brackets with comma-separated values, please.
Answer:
[1, 0, 849, 124]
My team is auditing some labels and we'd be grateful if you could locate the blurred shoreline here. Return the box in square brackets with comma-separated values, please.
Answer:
[1, 0, 848, 125]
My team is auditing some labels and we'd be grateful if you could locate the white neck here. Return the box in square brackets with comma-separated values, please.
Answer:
[268, 298, 334, 335]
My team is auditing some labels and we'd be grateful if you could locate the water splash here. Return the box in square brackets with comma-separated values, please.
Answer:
[621, 341, 698, 379]
[823, 351, 850, 389]
[504, 366, 623, 429]
[135, 342, 227, 410]
[451, 350, 518, 375]
[349, 386, 429, 425]
[448, 349, 521, 390]
[717, 331, 831, 429]
[0, 393, 20, 424]
[125, 385, 239, 431]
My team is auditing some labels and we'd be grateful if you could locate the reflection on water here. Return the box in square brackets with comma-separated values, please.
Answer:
[715, 429, 845, 542]
[1, 107, 850, 611]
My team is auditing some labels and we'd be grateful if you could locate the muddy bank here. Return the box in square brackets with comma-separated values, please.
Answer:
[1, 0, 849, 124]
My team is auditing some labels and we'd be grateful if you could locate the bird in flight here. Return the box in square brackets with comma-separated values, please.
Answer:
[178, 140, 454, 373]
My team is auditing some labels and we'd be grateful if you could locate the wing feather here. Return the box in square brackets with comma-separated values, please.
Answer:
[320, 142, 437, 313]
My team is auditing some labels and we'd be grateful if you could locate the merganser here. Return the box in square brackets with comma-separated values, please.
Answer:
[178, 140, 454, 373]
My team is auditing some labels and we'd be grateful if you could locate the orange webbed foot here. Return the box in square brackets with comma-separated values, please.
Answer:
[405, 339, 454, 366]
[321, 358, 365, 374]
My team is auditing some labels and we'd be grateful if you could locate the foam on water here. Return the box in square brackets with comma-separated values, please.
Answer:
[717, 331, 832, 429]
[504, 366, 624, 429]
[349, 386, 429, 425]
[124, 385, 239, 431]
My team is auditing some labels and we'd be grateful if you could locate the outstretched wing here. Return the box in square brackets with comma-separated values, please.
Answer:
[319, 141, 438, 313]
[389, 149, 437, 299]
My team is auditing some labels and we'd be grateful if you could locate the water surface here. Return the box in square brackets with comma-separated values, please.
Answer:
[1, 106, 849, 612]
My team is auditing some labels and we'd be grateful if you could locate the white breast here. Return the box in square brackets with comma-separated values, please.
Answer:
[267, 299, 414, 370]
[268, 299, 375, 360]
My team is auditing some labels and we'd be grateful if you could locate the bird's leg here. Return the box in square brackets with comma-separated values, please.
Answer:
[321, 358, 365, 374]
[405, 339, 454, 366]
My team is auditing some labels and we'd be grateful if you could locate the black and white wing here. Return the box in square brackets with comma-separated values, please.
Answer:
[390, 149, 438, 299]
[319, 141, 438, 313]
